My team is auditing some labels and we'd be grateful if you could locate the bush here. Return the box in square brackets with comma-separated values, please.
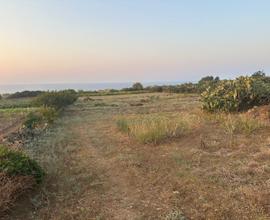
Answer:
[24, 107, 58, 129]
[24, 112, 43, 129]
[201, 76, 270, 112]
[117, 114, 190, 144]
[0, 146, 44, 184]
[34, 90, 78, 110]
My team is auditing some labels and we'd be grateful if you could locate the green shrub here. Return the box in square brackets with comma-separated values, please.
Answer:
[0, 146, 45, 183]
[0, 98, 33, 109]
[34, 90, 78, 110]
[24, 112, 43, 129]
[24, 107, 58, 129]
[201, 76, 270, 112]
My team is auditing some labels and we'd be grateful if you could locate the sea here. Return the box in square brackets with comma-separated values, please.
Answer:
[0, 81, 183, 94]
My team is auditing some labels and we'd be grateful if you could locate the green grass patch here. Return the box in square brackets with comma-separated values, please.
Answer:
[0, 98, 34, 109]
[0, 107, 38, 114]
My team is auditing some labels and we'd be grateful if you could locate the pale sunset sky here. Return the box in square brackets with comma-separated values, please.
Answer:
[0, 0, 270, 84]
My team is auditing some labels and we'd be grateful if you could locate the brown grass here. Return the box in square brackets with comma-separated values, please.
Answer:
[116, 113, 195, 144]
[0, 173, 34, 217]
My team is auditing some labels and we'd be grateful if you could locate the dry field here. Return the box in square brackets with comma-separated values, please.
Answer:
[0, 98, 36, 139]
[4, 93, 270, 220]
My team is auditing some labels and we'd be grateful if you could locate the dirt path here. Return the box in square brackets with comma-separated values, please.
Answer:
[61, 111, 173, 220]
[72, 124, 140, 220]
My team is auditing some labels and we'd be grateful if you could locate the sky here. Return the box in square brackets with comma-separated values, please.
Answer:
[0, 0, 270, 84]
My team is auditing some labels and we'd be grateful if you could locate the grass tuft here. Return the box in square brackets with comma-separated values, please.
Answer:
[202, 112, 267, 135]
[117, 114, 192, 144]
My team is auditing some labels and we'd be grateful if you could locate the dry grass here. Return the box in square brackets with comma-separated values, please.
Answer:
[117, 113, 194, 144]
[202, 112, 268, 135]
[4, 93, 270, 220]
[223, 114, 267, 135]
[0, 173, 34, 217]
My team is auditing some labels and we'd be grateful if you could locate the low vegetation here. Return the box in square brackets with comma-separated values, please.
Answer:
[223, 114, 267, 135]
[7, 91, 44, 99]
[207, 113, 268, 135]
[23, 107, 58, 129]
[0, 98, 33, 109]
[0, 145, 44, 215]
[117, 114, 192, 144]
[0, 90, 79, 217]
[0, 145, 44, 183]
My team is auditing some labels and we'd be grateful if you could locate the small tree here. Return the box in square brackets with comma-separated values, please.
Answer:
[132, 82, 144, 90]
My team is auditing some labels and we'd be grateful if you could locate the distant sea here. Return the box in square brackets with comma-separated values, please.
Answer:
[0, 81, 183, 94]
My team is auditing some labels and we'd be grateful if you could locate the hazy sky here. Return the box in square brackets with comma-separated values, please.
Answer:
[0, 0, 270, 84]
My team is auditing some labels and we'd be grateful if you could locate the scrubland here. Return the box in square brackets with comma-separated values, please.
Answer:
[1, 91, 269, 219]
